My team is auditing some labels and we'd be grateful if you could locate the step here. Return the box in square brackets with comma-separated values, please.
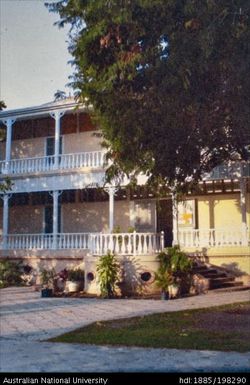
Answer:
[192, 267, 218, 274]
[209, 284, 250, 293]
[201, 272, 229, 278]
[210, 281, 243, 289]
[209, 276, 236, 284]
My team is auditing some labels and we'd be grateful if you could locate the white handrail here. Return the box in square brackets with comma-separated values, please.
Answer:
[90, 231, 164, 255]
[0, 151, 106, 175]
[178, 227, 249, 248]
[2, 231, 164, 255]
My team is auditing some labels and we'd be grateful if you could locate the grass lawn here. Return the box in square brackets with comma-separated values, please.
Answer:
[49, 302, 250, 352]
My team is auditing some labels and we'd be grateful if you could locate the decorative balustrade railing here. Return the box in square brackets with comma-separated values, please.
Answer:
[178, 227, 249, 248]
[2, 229, 248, 252]
[4, 233, 91, 250]
[0, 151, 106, 175]
[90, 232, 164, 255]
[1, 231, 164, 255]
[1, 232, 164, 255]
[203, 161, 250, 180]
[6, 234, 54, 250]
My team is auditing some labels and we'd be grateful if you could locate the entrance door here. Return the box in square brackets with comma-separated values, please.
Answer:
[156, 199, 173, 247]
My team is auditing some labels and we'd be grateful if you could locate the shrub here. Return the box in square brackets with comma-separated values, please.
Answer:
[40, 268, 57, 289]
[0, 259, 24, 288]
[155, 246, 192, 294]
[96, 252, 120, 298]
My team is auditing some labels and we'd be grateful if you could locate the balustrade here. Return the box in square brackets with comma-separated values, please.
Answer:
[178, 227, 249, 248]
[0, 151, 106, 175]
[2, 231, 163, 255]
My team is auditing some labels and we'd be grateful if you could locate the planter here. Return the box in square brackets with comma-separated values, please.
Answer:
[67, 280, 80, 293]
[161, 291, 169, 300]
[41, 288, 53, 298]
[168, 284, 179, 299]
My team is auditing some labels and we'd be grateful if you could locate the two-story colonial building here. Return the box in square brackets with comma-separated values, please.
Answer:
[0, 98, 249, 293]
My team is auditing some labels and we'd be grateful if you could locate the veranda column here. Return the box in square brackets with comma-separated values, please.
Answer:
[2, 194, 11, 250]
[172, 193, 179, 246]
[52, 190, 60, 249]
[106, 186, 117, 232]
[2, 118, 15, 173]
[240, 177, 248, 246]
[50, 111, 65, 169]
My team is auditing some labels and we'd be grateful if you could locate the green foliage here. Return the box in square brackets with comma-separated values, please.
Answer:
[96, 252, 120, 298]
[0, 177, 13, 193]
[155, 266, 173, 292]
[112, 225, 122, 234]
[155, 246, 192, 293]
[67, 268, 85, 282]
[0, 259, 24, 288]
[47, 0, 249, 191]
[0, 100, 6, 111]
[40, 268, 57, 288]
[167, 246, 193, 274]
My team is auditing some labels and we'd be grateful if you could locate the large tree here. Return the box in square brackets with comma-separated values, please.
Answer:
[47, 0, 249, 191]
[0, 101, 12, 192]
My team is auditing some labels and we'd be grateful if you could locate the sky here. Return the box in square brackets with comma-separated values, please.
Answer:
[0, 0, 72, 110]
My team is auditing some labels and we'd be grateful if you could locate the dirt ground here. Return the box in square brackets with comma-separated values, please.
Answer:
[197, 302, 250, 333]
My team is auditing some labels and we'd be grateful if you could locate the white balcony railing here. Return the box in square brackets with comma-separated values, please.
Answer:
[203, 161, 250, 180]
[178, 227, 249, 248]
[1, 231, 164, 256]
[0, 151, 106, 175]
[90, 232, 164, 255]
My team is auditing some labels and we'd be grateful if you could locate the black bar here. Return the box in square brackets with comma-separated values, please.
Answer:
[0, 372, 249, 385]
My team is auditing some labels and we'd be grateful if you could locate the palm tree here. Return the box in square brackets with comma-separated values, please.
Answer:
[53, 90, 66, 101]
[0, 100, 7, 110]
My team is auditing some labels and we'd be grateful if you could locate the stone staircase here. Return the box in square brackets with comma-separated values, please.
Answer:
[191, 261, 247, 292]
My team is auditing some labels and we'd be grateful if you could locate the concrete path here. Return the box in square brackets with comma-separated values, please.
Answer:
[0, 287, 249, 372]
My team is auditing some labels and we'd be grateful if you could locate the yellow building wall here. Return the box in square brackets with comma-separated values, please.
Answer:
[62, 200, 131, 233]
[11, 138, 45, 159]
[197, 193, 250, 229]
[0, 200, 132, 235]
[63, 131, 102, 153]
[0, 131, 102, 161]
[0, 138, 45, 160]
[9, 206, 44, 234]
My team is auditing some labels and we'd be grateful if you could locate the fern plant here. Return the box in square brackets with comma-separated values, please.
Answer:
[155, 246, 192, 295]
[96, 252, 120, 298]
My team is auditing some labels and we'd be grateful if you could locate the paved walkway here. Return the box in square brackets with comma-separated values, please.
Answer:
[0, 287, 249, 372]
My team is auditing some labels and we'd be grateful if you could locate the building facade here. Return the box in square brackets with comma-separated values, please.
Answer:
[0, 99, 249, 293]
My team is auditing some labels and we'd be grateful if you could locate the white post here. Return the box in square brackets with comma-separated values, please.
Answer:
[2, 118, 15, 173]
[50, 111, 64, 169]
[105, 186, 117, 233]
[172, 193, 179, 246]
[2, 194, 11, 249]
[52, 190, 60, 249]
[240, 178, 248, 246]
[160, 231, 165, 251]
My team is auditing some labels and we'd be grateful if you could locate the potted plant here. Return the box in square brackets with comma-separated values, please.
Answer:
[40, 268, 56, 297]
[155, 247, 192, 299]
[96, 252, 120, 298]
[66, 268, 85, 293]
[155, 252, 173, 300]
